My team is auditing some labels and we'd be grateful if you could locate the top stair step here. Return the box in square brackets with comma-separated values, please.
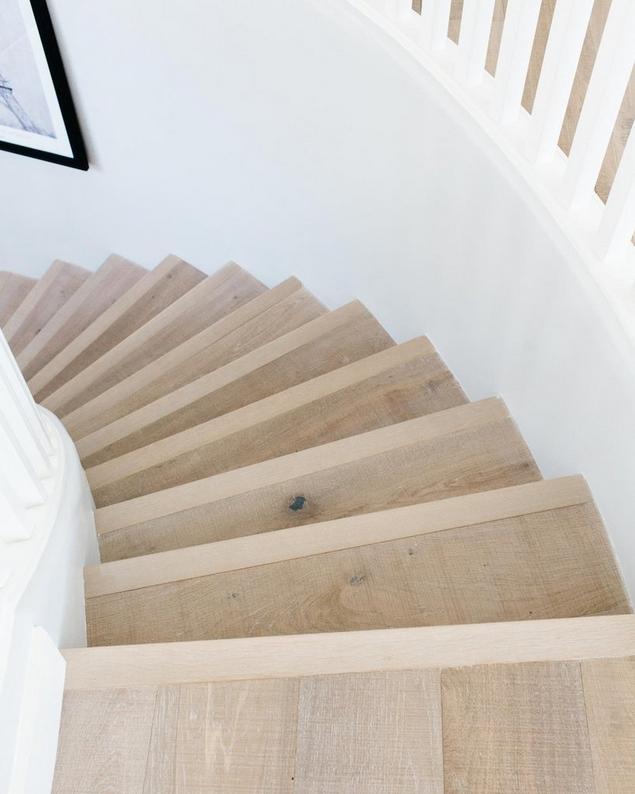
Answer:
[0, 271, 36, 327]
[28, 255, 206, 401]
[3, 260, 90, 356]
[41, 261, 267, 417]
[16, 255, 146, 381]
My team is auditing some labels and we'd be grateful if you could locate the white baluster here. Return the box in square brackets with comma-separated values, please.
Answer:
[529, 0, 594, 162]
[562, 0, 635, 209]
[384, 0, 406, 20]
[493, 0, 542, 123]
[420, 0, 452, 51]
[595, 128, 635, 262]
[457, 0, 496, 84]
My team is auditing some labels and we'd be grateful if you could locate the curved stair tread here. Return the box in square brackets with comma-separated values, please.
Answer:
[54, 620, 635, 792]
[43, 261, 267, 417]
[3, 260, 90, 356]
[62, 277, 324, 439]
[29, 255, 206, 401]
[86, 335, 466, 507]
[76, 300, 395, 468]
[16, 255, 146, 380]
[93, 398, 540, 561]
[0, 271, 37, 328]
[84, 476, 630, 646]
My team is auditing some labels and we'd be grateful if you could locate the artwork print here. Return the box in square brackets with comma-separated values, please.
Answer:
[0, 0, 87, 168]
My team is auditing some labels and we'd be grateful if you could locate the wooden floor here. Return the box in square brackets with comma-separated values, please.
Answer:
[1, 257, 632, 792]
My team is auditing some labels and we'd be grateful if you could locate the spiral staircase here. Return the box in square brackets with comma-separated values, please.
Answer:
[1, 256, 633, 792]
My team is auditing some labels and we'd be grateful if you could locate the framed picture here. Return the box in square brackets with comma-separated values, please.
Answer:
[0, 0, 87, 169]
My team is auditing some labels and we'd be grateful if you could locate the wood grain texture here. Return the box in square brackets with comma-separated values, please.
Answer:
[0, 271, 36, 327]
[64, 278, 324, 439]
[54, 658, 635, 792]
[32, 255, 205, 402]
[85, 477, 591, 597]
[78, 300, 394, 467]
[294, 670, 443, 793]
[3, 260, 90, 356]
[63, 616, 635, 691]
[52, 687, 157, 793]
[49, 262, 266, 419]
[442, 661, 596, 793]
[582, 656, 635, 793]
[86, 501, 629, 646]
[95, 399, 539, 562]
[53, 679, 298, 792]
[88, 336, 466, 507]
[17, 255, 146, 380]
[164, 679, 298, 792]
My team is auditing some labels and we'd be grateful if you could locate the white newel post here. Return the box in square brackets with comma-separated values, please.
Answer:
[0, 331, 98, 794]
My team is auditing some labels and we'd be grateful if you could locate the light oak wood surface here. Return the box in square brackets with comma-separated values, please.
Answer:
[0, 271, 36, 327]
[16, 255, 146, 380]
[62, 615, 635, 690]
[3, 260, 90, 356]
[63, 278, 325, 439]
[94, 398, 539, 561]
[582, 656, 635, 793]
[31, 255, 205, 402]
[85, 497, 628, 646]
[53, 650, 635, 791]
[85, 476, 591, 597]
[87, 336, 466, 507]
[442, 660, 596, 793]
[294, 670, 443, 793]
[77, 299, 395, 468]
[47, 262, 266, 419]
[12, 253, 625, 789]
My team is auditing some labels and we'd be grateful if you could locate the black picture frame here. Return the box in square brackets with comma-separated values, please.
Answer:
[0, 0, 88, 170]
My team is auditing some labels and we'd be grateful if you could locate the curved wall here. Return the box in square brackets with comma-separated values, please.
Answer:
[0, 0, 633, 595]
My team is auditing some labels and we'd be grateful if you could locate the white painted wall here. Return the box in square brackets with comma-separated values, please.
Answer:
[0, 1, 633, 595]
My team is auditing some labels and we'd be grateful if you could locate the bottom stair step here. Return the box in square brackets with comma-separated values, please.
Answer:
[84, 477, 630, 646]
[55, 616, 635, 792]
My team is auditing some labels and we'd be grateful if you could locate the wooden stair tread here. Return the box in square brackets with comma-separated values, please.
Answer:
[0, 271, 36, 327]
[54, 621, 635, 791]
[3, 260, 90, 356]
[29, 255, 206, 402]
[44, 262, 267, 418]
[86, 335, 466, 507]
[76, 300, 396, 469]
[61, 615, 635, 688]
[16, 255, 146, 381]
[94, 398, 540, 561]
[84, 477, 630, 646]
[63, 277, 325, 440]
[0, 255, 626, 792]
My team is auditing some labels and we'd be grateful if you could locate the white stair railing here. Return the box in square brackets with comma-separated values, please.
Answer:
[344, 0, 635, 334]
